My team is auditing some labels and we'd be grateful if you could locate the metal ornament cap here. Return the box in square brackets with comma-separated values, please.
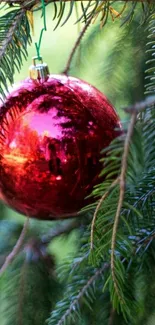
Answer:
[29, 57, 49, 82]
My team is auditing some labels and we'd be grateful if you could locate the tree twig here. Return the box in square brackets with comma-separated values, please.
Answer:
[63, 17, 92, 75]
[0, 217, 29, 276]
[90, 177, 120, 250]
[111, 111, 137, 302]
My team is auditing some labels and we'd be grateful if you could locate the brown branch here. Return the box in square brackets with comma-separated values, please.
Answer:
[111, 111, 137, 302]
[75, 2, 82, 68]
[90, 177, 119, 250]
[57, 262, 110, 325]
[90, 96, 155, 300]
[63, 17, 92, 75]
[0, 217, 29, 276]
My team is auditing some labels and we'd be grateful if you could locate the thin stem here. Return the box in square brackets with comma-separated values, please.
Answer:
[0, 217, 29, 276]
[63, 17, 92, 75]
[75, 1, 82, 68]
[111, 111, 137, 302]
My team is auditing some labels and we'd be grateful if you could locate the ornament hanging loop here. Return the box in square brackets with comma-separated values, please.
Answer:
[34, 0, 47, 61]
[29, 0, 49, 82]
[33, 56, 43, 65]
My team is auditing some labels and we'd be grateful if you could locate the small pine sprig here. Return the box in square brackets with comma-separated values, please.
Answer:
[86, 96, 155, 319]
[1, 238, 60, 325]
[145, 11, 155, 96]
[48, 251, 109, 325]
[0, 7, 31, 96]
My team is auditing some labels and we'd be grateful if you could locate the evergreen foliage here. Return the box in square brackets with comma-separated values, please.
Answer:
[0, 7, 31, 97]
[1, 234, 60, 325]
[0, 1, 155, 325]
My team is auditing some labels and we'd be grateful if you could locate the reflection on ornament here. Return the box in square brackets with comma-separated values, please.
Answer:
[0, 75, 121, 220]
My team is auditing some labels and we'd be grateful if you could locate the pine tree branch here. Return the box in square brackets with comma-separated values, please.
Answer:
[0, 217, 29, 276]
[145, 12, 155, 96]
[0, 10, 25, 59]
[63, 17, 92, 75]
[0, 8, 31, 95]
[111, 111, 137, 303]
[56, 263, 109, 325]
[90, 95, 155, 308]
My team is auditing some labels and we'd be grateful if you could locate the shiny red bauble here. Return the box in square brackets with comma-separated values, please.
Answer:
[0, 75, 121, 220]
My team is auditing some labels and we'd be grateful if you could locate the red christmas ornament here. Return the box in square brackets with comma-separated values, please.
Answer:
[0, 68, 121, 220]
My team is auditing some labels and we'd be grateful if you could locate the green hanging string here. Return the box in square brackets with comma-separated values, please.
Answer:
[35, 0, 47, 61]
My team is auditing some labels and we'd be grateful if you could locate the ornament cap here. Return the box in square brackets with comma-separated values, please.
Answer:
[29, 56, 49, 82]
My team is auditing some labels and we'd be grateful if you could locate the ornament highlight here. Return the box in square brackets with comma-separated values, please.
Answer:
[0, 74, 121, 220]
